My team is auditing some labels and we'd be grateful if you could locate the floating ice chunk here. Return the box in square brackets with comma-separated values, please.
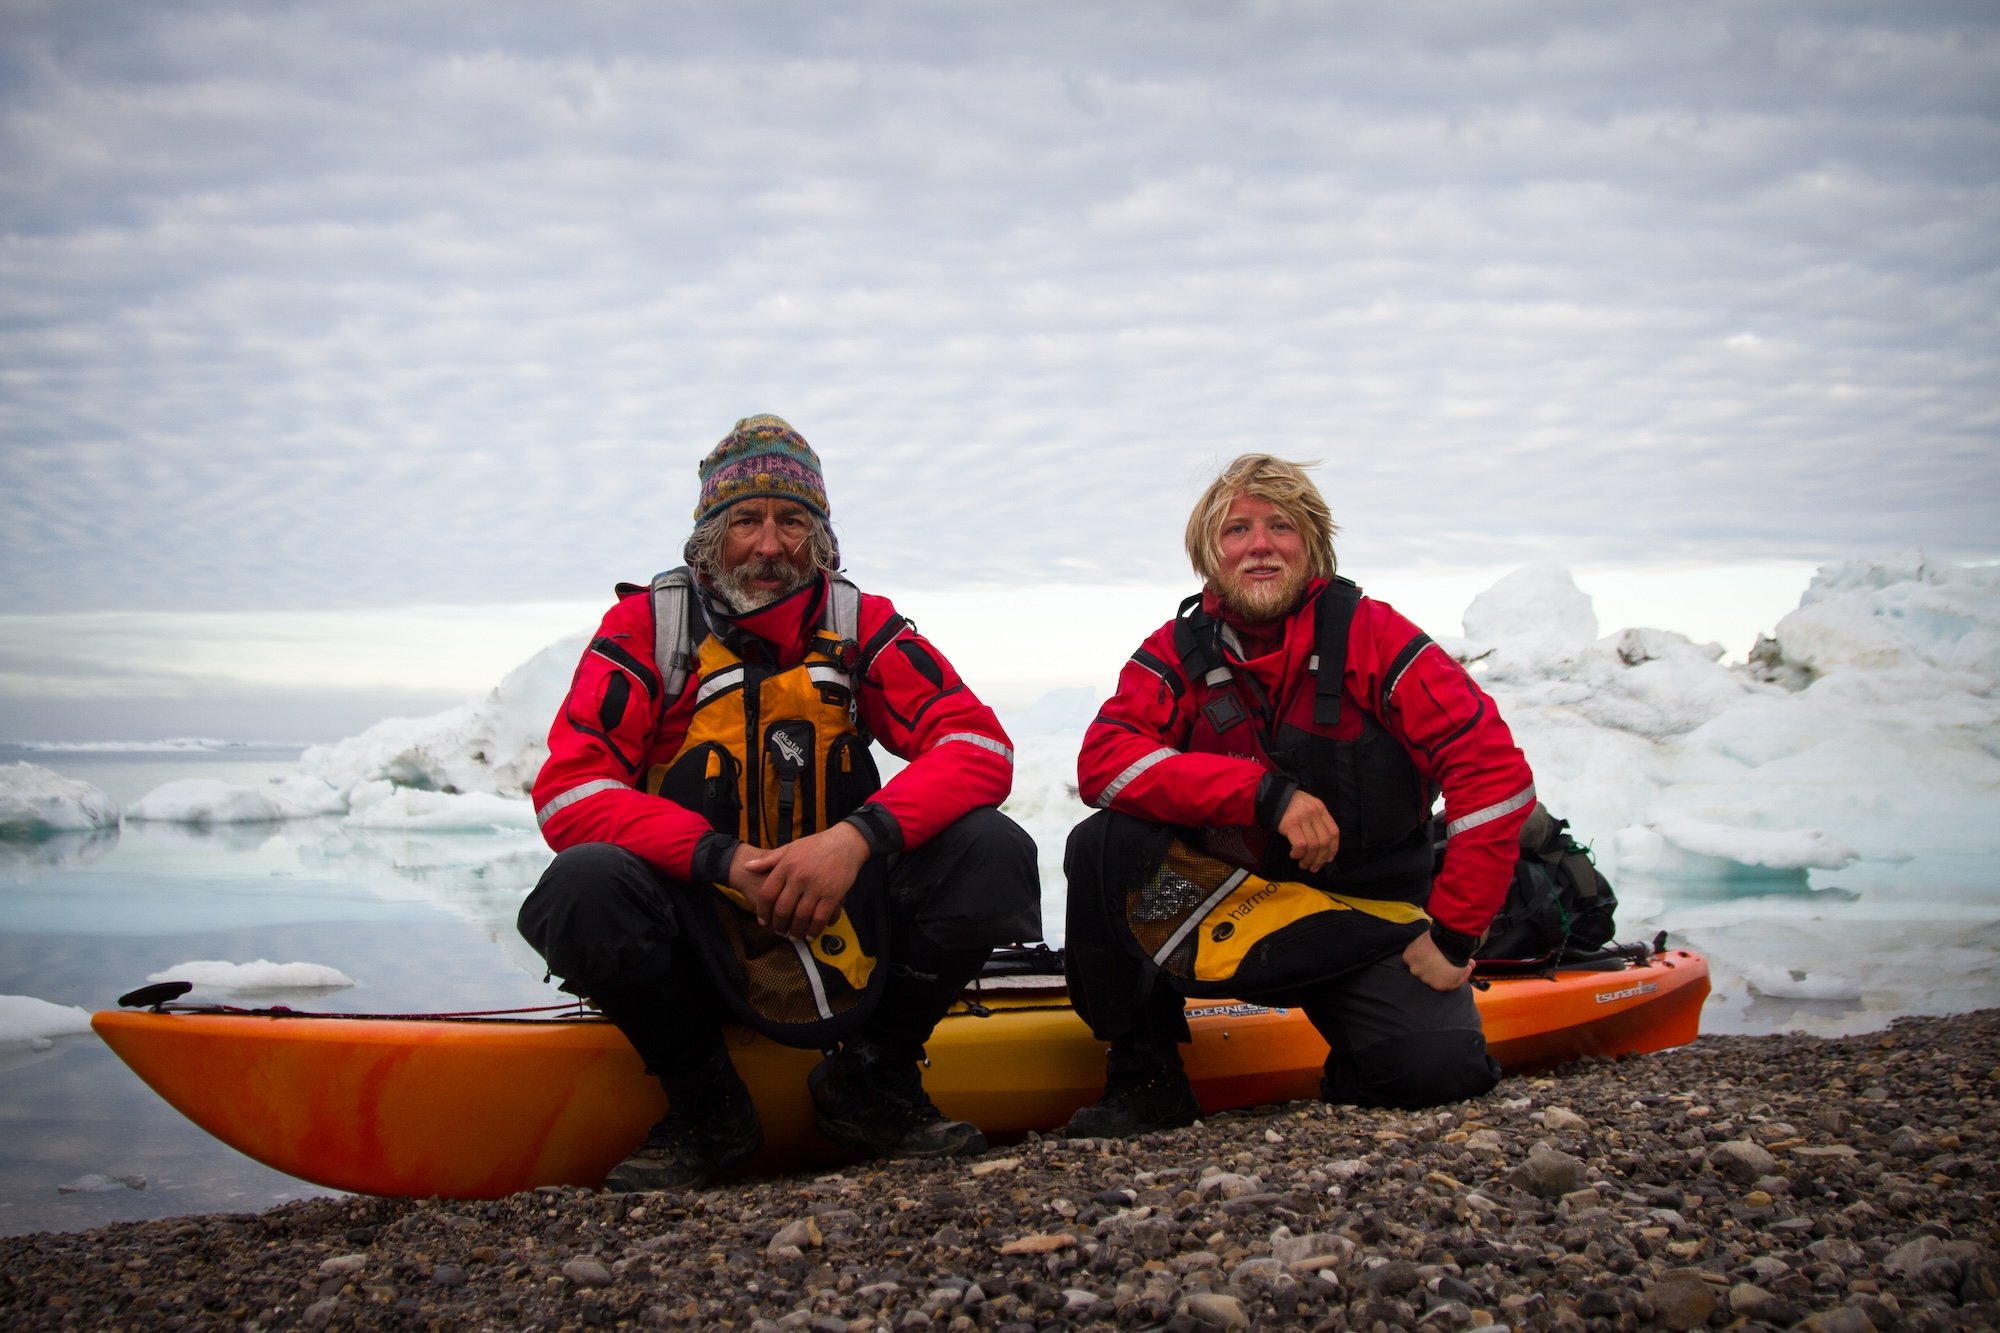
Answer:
[1744, 965, 1862, 1002]
[127, 778, 285, 825]
[1608, 627, 1724, 667]
[1650, 814, 1858, 871]
[145, 961, 356, 991]
[342, 780, 535, 831]
[1462, 563, 1599, 644]
[0, 763, 120, 837]
[1775, 552, 2000, 679]
[57, 1173, 147, 1194]
[0, 994, 94, 1046]
[125, 771, 347, 825]
[299, 633, 585, 800]
[268, 773, 348, 817]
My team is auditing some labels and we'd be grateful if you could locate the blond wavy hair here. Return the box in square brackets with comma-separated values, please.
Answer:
[1184, 454, 1339, 584]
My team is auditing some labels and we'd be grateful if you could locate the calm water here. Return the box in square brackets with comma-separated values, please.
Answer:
[0, 746, 558, 1237]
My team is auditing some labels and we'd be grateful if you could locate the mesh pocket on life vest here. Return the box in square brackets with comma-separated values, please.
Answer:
[684, 873, 889, 1048]
[1126, 841, 1237, 977]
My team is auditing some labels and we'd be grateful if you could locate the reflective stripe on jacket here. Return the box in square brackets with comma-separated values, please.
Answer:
[534, 572, 1015, 883]
[1077, 578, 1534, 938]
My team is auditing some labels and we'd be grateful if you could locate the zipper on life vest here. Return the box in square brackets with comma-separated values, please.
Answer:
[742, 665, 764, 844]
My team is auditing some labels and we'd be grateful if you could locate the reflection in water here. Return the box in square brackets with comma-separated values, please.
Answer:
[0, 1034, 91, 1076]
[121, 818, 308, 855]
[0, 827, 120, 870]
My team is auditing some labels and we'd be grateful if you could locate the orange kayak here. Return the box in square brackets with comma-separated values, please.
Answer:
[93, 948, 1708, 1200]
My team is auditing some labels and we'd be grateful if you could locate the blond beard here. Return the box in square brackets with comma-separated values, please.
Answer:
[717, 557, 813, 612]
[1214, 564, 1308, 622]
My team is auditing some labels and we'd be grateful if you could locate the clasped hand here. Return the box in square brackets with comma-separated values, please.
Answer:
[727, 822, 872, 941]
[1276, 789, 1341, 873]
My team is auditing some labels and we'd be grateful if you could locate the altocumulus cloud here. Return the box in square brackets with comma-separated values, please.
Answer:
[0, 0, 1995, 626]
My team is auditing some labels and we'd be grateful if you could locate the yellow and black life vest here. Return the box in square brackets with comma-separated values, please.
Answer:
[639, 568, 894, 1046]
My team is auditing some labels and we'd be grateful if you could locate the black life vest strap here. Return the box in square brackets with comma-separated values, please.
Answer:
[1313, 577, 1363, 726]
[1172, 592, 1229, 687]
[1172, 577, 1364, 729]
[856, 613, 908, 678]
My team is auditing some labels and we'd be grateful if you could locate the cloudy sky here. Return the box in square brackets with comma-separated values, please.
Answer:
[2, 1, 1996, 740]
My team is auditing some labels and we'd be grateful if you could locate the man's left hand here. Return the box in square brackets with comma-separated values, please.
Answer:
[1403, 929, 1474, 992]
[744, 822, 872, 941]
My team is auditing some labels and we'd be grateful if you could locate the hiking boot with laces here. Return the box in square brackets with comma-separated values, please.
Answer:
[1063, 1046, 1201, 1138]
[807, 1039, 988, 1159]
[603, 1054, 763, 1192]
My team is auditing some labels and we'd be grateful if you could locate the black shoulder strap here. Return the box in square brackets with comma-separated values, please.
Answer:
[1312, 577, 1363, 726]
[1172, 592, 1230, 686]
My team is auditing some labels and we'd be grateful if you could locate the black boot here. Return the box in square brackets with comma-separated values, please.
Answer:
[807, 1039, 987, 1159]
[1064, 1042, 1201, 1138]
[604, 1050, 763, 1192]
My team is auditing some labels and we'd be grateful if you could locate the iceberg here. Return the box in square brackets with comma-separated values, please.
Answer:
[0, 763, 120, 839]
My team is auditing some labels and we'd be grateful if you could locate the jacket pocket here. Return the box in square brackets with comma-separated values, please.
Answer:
[762, 721, 817, 845]
[823, 731, 882, 827]
[648, 742, 744, 838]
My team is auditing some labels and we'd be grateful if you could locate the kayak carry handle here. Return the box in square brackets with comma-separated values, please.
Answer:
[118, 981, 194, 1009]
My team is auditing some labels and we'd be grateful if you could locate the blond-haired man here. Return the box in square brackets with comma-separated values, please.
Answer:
[1063, 454, 1535, 1134]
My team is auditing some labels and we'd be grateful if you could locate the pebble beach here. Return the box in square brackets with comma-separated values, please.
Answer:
[3, 1010, 1996, 1332]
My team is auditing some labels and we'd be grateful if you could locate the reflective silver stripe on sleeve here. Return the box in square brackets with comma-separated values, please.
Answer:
[1381, 641, 1436, 705]
[694, 664, 746, 707]
[536, 779, 630, 828]
[936, 732, 1013, 762]
[1151, 868, 1249, 967]
[1443, 783, 1537, 839]
[1095, 746, 1177, 808]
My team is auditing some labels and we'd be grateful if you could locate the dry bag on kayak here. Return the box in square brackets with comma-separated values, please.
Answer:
[1122, 832, 1430, 999]
[1473, 802, 1618, 963]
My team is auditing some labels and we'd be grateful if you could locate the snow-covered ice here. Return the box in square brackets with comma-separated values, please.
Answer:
[0, 995, 94, 1048]
[295, 635, 584, 801]
[143, 961, 356, 991]
[0, 763, 120, 837]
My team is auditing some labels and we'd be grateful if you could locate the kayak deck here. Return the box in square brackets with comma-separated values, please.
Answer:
[92, 948, 1708, 1199]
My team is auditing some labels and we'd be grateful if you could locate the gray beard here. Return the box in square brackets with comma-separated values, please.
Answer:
[715, 557, 812, 613]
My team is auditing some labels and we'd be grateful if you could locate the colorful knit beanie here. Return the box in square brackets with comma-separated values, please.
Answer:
[691, 414, 831, 526]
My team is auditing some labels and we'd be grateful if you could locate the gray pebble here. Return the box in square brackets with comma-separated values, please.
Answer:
[1508, 1142, 1588, 1197]
[561, 1256, 611, 1287]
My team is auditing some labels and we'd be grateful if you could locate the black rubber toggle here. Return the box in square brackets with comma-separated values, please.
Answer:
[118, 980, 193, 1009]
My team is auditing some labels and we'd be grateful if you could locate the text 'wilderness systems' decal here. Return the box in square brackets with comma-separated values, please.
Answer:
[1186, 1002, 1286, 1019]
[1594, 981, 1660, 1005]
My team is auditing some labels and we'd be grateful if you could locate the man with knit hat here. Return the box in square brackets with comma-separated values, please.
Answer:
[520, 415, 1040, 1190]
[1061, 454, 1535, 1136]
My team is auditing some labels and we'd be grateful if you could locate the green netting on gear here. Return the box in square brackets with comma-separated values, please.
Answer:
[1125, 841, 1238, 980]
